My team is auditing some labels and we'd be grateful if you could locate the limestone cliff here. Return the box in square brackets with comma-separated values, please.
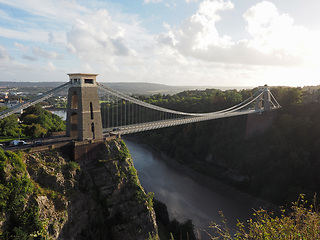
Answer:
[0, 139, 158, 240]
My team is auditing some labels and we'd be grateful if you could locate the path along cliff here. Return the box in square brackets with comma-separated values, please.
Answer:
[0, 139, 158, 240]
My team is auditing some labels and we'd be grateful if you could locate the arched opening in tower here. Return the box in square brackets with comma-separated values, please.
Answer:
[70, 112, 78, 139]
[71, 91, 78, 109]
[91, 122, 95, 139]
[90, 102, 94, 120]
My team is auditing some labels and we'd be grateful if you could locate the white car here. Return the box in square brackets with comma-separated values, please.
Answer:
[9, 140, 28, 146]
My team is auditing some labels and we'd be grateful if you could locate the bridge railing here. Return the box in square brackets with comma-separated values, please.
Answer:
[104, 108, 259, 135]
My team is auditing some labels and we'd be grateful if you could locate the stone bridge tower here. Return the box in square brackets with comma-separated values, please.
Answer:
[255, 85, 271, 111]
[66, 73, 103, 141]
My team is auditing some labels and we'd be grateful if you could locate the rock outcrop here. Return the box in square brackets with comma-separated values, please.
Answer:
[0, 139, 158, 240]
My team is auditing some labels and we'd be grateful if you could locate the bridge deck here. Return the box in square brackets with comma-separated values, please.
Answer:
[104, 109, 261, 135]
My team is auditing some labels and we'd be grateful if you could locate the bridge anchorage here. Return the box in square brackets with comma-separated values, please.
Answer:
[0, 73, 281, 142]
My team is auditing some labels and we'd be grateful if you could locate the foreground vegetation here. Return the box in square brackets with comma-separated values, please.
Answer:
[0, 147, 69, 239]
[209, 195, 320, 240]
[0, 149, 42, 239]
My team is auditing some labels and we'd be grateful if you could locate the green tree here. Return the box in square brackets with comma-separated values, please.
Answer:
[0, 107, 20, 137]
[21, 104, 65, 134]
[0, 115, 20, 137]
[23, 123, 47, 138]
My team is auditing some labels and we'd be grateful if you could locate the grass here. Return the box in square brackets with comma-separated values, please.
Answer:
[0, 136, 20, 142]
[0, 136, 32, 143]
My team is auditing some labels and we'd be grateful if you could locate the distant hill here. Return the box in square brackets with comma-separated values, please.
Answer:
[0, 81, 253, 95]
[0, 81, 64, 88]
[101, 82, 208, 95]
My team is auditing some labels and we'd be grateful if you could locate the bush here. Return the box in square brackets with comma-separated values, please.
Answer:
[0, 149, 48, 238]
[209, 195, 320, 239]
[65, 161, 79, 171]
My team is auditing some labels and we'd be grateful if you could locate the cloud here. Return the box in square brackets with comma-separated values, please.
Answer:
[32, 46, 62, 59]
[14, 43, 61, 61]
[157, 0, 235, 57]
[176, 0, 234, 50]
[66, 9, 148, 62]
[110, 38, 130, 56]
[157, 0, 311, 67]
[1, 0, 319, 86]
[47, 61, 57, 71]
[14, 42, 29, 52]
[23, 55, 38, 61]
[0, 44, 10, 60]
[0, 0, 89, 24]
[48, 33, 57, 45]
[243, 1, 308, 57]
[0, 26, 50, 43]
[144, 0, 163, 3]
[143, 0, 177, 8]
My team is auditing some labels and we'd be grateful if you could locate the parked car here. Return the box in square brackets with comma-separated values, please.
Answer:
[33, 141, 44, 146]
[9, 140, 28, 146]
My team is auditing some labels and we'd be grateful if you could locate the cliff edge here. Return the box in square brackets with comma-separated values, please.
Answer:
[0, 139, 158, 240]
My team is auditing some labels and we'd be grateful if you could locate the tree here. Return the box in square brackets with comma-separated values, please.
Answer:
[20, 104, 65, 134]
[23, 123, 47, 138]
[0, 113, 20, 137]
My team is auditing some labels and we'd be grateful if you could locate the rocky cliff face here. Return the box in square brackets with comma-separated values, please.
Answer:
[0, 139, 158, 240]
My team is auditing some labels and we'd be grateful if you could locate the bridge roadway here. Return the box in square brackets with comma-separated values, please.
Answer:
[104, 108, 260, 135]
[0, 134, 72, 151]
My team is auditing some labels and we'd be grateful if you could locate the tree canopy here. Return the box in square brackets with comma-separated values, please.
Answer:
[0, 104, 65, 139]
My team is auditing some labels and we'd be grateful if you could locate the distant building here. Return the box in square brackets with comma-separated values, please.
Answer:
[0, 93, 23, 108]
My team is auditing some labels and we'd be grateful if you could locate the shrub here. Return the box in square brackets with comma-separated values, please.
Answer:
[65, 161, 79, 171]
[209, 195, 320, 239]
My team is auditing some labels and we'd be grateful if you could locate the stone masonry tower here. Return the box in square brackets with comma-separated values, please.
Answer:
[66, 73, 103, 141]
[255, 85, 271, 111]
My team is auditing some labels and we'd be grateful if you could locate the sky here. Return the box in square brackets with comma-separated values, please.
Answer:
[0, 0, 320, 87]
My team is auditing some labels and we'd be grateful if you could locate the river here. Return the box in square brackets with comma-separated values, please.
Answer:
[123, 137, 261, 237]
[50, 109, 66, 120]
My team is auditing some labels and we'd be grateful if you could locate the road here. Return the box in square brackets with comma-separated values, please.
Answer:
[1, 135, 72, 151]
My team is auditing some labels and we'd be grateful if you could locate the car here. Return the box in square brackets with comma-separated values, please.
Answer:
[33, 141, 44, 146]
[18, 141, 27, 146]
[9, 140, 28, 146]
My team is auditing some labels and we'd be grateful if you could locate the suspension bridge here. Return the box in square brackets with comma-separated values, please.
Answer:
[0, 73, 281, 142]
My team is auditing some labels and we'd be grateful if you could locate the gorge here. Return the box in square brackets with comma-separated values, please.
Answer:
[124, 137, 266, 233]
